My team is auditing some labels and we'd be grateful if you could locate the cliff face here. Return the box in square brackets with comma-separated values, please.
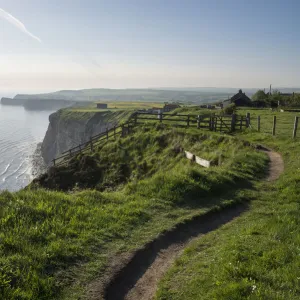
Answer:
[41, 110, 131, 165]
[1, 97, 24, 105]
[1, 96, 85, 111]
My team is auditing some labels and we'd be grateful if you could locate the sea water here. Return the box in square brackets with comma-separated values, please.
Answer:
[0, 105, 52, 191]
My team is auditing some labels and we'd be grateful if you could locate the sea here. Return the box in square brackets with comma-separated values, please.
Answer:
[0, 105, 53, 191]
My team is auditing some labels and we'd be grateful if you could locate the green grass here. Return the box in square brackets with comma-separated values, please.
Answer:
[55, 108, 134, 122]
[66, 101, 165, 113]
[237, 107, 300, 138]
[0, 125, 267, 299]
[155, 109, 300, 300]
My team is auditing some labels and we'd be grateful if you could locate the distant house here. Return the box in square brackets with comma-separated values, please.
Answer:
[96, 103, 108, 109]
[163, 103, 181, 112]
[230, 90, 252, 106]
[151, 107, 163, 113]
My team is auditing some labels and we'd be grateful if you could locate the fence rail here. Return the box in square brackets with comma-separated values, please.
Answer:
[134, 112, 248, 132]
[52, 112, 249, 167]
[53, 120, 135, 167]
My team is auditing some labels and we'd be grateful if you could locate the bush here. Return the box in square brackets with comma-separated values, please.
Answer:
[222, 103, 236, 115]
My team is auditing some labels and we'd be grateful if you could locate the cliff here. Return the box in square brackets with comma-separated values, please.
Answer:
[1, 97, 25, 105]
[23, 99, 74, 111]
[41, 109, 132, 165]
[1, 97, 83, 111]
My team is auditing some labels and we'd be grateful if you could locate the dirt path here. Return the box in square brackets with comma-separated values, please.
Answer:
[101, 149, 284, 300]
[264, 150, 284, 181]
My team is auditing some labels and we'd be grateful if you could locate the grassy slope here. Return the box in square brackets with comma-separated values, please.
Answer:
[156, 109, 300, 300]
[0, 125, 267, 299]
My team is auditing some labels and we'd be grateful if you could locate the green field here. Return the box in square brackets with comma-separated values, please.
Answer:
[1, 105, 300, 299]
[68, 101, 165, 113]
[238, 108, 300, 138]
[156, 109, 300, 299]
[0, 122, 267, 299]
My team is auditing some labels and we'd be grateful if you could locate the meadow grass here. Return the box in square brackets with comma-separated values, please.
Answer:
[56, 108, 133, 123]
[156, 110, 300, 300]
[65, 101, 165, 113]
[0, 125, 267, 299]
[238, 107, 300, 139]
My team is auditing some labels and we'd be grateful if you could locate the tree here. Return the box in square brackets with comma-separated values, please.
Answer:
[268, 90, 282, 107]
[252, 90, 268, 101]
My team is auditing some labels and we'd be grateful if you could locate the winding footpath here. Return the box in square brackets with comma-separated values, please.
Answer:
[98, 148, 284, 300]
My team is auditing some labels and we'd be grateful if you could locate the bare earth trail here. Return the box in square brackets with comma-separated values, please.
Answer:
[98, 149, 284, 300]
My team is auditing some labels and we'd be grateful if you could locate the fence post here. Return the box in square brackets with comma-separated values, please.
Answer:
[53, 159, 56, 166]
[272, 116, 276, 136]
[257, 116, 260, 132]
[187, 115, 190, 127]
[210, 116, 214, 131]
[197, 115, 200, 129]
[293, 116, 299, 138]
[220, 117, 223, 132]
[231, 113, 236, 132]
[159, 111, 163, 123]
[246, 112, 251, 128]
[106, 128, 109, 140]
[69, 149, 72, 157]
[214, 117, 217, 131]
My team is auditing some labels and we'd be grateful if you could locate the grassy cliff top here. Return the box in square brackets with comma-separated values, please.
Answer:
[156, 110, 300, 300]
[0, 123, 267, 299]
[66, 101, 165, 112]
[3, 105, 300, 299]
[54, 107, 134, 123]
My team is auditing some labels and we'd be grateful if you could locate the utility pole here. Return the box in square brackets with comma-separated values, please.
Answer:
[270, 84, 272, 95]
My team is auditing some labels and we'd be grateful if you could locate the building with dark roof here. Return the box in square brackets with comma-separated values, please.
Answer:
[230, 89, 252, 106]
[96, 103, 108, 109]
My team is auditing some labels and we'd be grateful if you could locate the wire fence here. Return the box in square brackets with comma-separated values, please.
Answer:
[244, 110, 300, 138]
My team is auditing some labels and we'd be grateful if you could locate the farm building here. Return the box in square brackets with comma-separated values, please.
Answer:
[230, 90, 252, 106]
[151, 107, 163, 113]
[96, 103, 108, 109]
[163, 103, 181, 112]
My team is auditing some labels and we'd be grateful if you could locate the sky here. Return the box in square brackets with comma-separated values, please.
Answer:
[1, 0, 300, 95]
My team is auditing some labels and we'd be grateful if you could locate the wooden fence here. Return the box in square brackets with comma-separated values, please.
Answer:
[53, 120, 135, 167]
[133, 112, 249, 132]
[249, 113, 300, 138]
[52, 112, 249, 167]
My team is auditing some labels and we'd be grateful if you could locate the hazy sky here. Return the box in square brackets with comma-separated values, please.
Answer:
[1, 0, 300, 94]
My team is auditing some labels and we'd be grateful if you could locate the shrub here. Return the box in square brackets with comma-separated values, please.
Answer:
[222, 103, 236, 115]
